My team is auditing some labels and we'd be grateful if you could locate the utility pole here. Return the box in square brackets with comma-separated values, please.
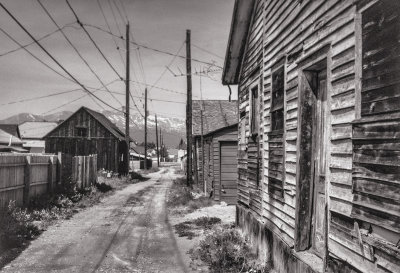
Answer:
[155, 114, 160, 167]
[186, 29, 193, 187]
[125, 22, 130, 176]
[159, 129, 162, 162]
[144, 88, 148, 170]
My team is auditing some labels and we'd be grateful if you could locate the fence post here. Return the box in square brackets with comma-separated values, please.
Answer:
[94, 155, 98, 184]
[86, 156, 90, 188]
[47, 157, 54, 194]
[57, 152, 62, 185]
[78, 156, 82, 190]
[23, 155, 31, 207]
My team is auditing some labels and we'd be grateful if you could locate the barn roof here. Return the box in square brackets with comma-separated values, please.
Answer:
[19, 121, 58, 139]
[44, 107, 133, 142]
[0, 124, 21, 139]
[84, 107, 130, 141]
[192, 100, 238, 136]
[222, 0, 255, 85]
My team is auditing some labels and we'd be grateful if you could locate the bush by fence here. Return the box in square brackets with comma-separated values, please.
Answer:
[0, 153, 98, 208]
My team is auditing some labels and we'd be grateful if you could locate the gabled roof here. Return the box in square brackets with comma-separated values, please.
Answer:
[222, 0, 255, 85]
[0, 124, 21, 139]
[19, 121, 58, 139]
[192, 100, 238, 136]
[44, 106, 133, 142]
[84, 107, 130, 141]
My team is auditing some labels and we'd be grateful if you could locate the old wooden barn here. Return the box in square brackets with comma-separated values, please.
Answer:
[223, 0, 400, 272]
[192, 100, 238, 204]
[44, 107, 132, 173]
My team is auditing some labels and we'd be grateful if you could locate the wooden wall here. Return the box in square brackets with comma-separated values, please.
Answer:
[45, 108, 120, 172]
[237, 0, 264, 217]
[350, 1, 400, 272]
[236, 0, 399, 272]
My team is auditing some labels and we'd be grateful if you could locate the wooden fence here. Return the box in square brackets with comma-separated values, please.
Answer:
[0, 153, 98, 208]
[71, 155, 97, 190]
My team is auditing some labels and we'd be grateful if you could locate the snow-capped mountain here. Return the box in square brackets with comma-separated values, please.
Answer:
[101, 110, 185, 146]
[0, 110, 186, 147]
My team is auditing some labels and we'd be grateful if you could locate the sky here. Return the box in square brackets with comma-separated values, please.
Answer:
[0, 0, 237, 120]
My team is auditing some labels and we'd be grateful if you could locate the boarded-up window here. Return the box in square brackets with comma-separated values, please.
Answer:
[268, 66, 285, 198]
[250, 85, 260, 136]
[271, 67, 284, 131]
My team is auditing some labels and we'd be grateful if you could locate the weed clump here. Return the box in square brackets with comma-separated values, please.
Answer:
[174, 217, 222, 240]
[174, 222, 197, 239]
[191, 226, 270, 273]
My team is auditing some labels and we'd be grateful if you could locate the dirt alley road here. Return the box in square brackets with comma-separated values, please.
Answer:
[1, 168, 189, 273]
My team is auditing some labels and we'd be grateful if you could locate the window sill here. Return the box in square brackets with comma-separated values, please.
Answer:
[293, 250, 324, 273]
[267, 130, 284, 136]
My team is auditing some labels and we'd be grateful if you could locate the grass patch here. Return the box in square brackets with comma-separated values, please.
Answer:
[190, 226, 271, 273]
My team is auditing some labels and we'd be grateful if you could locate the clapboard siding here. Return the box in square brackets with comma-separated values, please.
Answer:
[231, 0, 399, 271]
[237, 0, 264, 217]
[348, 2, 400, 270]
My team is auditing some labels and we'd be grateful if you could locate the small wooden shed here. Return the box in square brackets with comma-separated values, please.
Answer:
[192, 100, 238, 205]
[44, 107, 132, 173]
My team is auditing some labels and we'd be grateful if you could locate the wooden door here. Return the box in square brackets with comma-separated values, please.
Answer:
[220, 141, 238, 205]
[311, 68, 327, 257]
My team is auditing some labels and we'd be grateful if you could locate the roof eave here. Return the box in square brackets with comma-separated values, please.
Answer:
[222, 0, 255, 85]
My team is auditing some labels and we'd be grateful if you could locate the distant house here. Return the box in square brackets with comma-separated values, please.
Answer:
[44, 107, 132, 173]
[192, 100, 238, 205]
[177, 149, 186, 163]
[0, 128, 27, 153]
[19, 121, 58, 153]
[131, 146, 152, 169]
[0, 124, 21, 139]
[168, 148, 178, 161]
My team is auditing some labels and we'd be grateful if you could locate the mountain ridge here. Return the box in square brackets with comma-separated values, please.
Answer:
[0, 110, 185, 148]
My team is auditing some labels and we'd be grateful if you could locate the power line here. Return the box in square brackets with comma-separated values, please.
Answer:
[66, 0, 124, 80]
[0, 2, 123, 113]
[0, 88, 81, 106]
[192, 43, 224, 60]
[81, 23, 222, 68]
[149, 41, 185, 92]
[97, 0, 125, 68]
[42, 79, 120, 115]
[91, 88, 186, 104]
[0, 21, 77, 57]
[0, 27, 75, 84]
[37, 0, 123, 107]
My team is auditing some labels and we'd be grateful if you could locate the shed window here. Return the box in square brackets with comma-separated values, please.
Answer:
[76, 127, 87, 137]
[271, 67, 284, 131]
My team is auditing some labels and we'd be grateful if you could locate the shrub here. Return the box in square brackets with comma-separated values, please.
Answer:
[191, 226, 270, 273]
[95, 182, 113, 193]
[174, 222, 197, 239]
[192, 216, 221, 229]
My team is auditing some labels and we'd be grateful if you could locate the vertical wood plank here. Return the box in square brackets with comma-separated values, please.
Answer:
[23, 155, 31, 207]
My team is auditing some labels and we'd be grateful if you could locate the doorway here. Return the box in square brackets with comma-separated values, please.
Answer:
[295, 59, 328, 257]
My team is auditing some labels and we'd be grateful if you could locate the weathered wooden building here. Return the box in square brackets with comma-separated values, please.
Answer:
[192, 100, 238, 204]
[223, 0, 400, 272]
[44, 107, 131, 173]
